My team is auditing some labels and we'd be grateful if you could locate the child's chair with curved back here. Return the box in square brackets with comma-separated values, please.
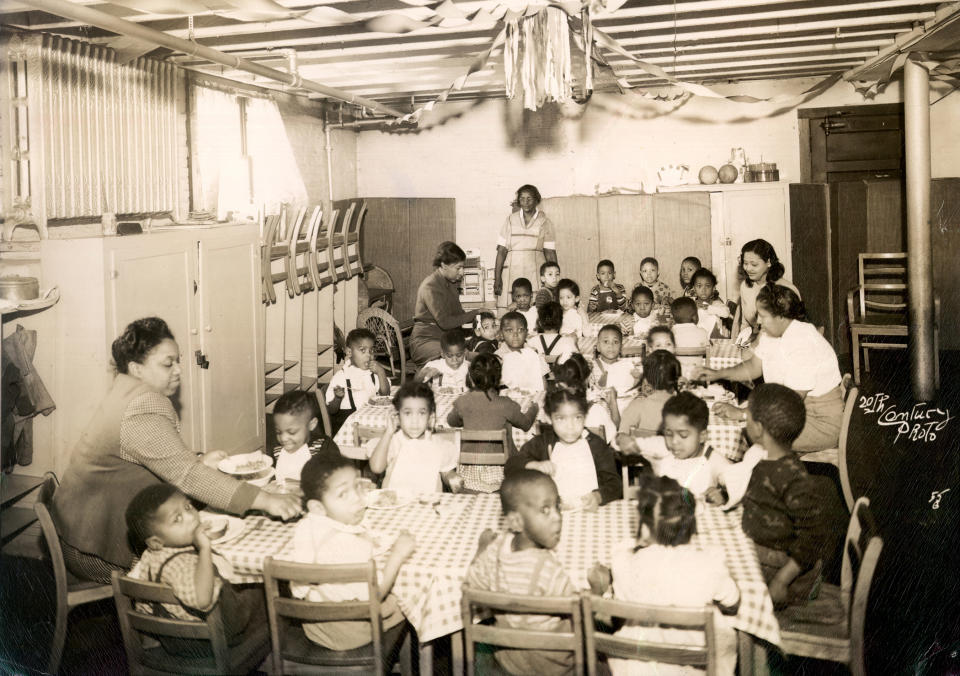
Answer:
[344, 200, 367, 278]
[330, 202, 356, 283]
[356, 307, 414, 385]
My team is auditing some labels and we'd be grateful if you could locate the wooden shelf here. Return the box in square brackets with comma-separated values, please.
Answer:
[317, 366, 332, 379]
[1, 506, 38, 547]
[300, 376, 317, 391]
[1, 474, 43, 509]
[283, 381, 299, 393]
[265, 376, 283, 389]
[265, 361, 283, 375]
[317, 344, 333, 356]
[265, 392, 282, 406]
[283, 360, 298, 371]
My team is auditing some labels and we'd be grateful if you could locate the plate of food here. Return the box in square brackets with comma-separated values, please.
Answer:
[365, 489, 414, 510]
[199, 514, 246, 544]
[368, 395, 395, 408]
[218, 452, 272, 477]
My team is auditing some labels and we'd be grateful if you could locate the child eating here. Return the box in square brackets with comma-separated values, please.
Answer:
[621, 285, 656, 338]
[414, 328, 469, 391]
[507, 388, 621, 510]
[326, 328, 391, 434]
[740, 384, 846, 608]
[368, 382, 462, 495]
[535, 261, 561, 311]
[590, 324, 640, 413]
[125, 484, 263, 655]
[528, 302, 578, 364]
[691, 268, 730, 338]
[588, 474, 740, 676]
[557, 278, 584, 338]
[447, 354, 539, 492]
[289, 455, 415, 650]
[508, 277, 539, 334]
[271, 390, 340, 484]
[466, 311, 499, 355]
[588, 259, 627, 312]
[636, 257, 674, 307]
[617, 349, 682, 441]
[496, 312, 550, 392]
[465, 470, 574, 675]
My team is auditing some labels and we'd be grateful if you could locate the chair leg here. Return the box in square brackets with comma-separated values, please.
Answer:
[863, 347, 871, 375]
[851, 332, 862, 386]
[450, 630, 464, 676]
[47, 604, 69, 675]
[400, 630, 414, 676]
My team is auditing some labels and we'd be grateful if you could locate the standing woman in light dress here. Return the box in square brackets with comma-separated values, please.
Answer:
[493, 184, 559, 311]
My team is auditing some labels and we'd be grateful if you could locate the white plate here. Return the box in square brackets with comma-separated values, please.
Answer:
[218, 452, 273, 477]
[211, 516, 247, 545]
[368, 396, 395, 407]
[245, 467, 275, 487]
[365, 489, 414, 510]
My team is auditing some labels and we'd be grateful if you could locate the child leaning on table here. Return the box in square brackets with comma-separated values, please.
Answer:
[325, 328, 391, 434]
[368, 381, 463, 495]
[587, 474, 740, 676]
[740, 384, 846, 609]
[126, 484, 264, 656]
[414, 328, 469, 390]
[465, 470, 576, 676]
[506, 387, 622, 511]
[289, 455, 415, 651]
[447, 353, 539, 492]
[271, 390, 340, 484]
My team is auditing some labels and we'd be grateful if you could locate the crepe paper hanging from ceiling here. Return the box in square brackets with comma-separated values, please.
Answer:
[852, 51, 960, 98]
[504, 6, 572, 110]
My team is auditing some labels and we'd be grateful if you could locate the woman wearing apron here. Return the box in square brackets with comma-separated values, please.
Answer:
[493, 184, 558, 311]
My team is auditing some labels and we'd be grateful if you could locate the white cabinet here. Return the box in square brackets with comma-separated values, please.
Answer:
[40, 224, 264, 473]
[659, 183, 793, 302]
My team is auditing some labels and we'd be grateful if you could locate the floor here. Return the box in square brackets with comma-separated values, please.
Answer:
[2, 351, 957, 676]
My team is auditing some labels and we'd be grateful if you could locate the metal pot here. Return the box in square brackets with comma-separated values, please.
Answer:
[744, 162, 779, 182]
[0, 275, 40, 301]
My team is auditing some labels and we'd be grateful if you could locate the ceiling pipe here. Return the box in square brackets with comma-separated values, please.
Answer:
[22, 0, 405, 119]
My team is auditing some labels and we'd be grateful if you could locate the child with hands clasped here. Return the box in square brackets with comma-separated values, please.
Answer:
[496, 311, 550, 392]
[528, 302, 578, 364]
[414, 328, 469, 391]
[368, 382, 463, 495]
[465, 470, 575, 676]
[272, 390, 340, 484]
[506, 388, 622, 511]
[126, 484, 264, 655]
[326, 328, 391, 434]
[590, 324, 641, 414]
[587, 475, 741, 676]
[289, 455, 415, 650]
[588, 259, 627, 312]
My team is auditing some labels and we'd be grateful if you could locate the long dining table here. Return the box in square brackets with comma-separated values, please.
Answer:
[216, 493, 779, 675]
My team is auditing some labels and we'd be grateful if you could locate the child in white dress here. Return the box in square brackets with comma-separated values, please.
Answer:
[557, 278, 586, 338]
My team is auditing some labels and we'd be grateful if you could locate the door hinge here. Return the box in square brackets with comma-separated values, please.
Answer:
[195, 350, 210, 369]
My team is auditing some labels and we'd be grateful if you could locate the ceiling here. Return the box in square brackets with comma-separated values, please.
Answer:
[2, 0, 958, 111]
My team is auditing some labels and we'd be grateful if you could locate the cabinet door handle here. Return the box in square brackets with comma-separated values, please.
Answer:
[205, 325, 212, 332]
[195, 350, 210, 369]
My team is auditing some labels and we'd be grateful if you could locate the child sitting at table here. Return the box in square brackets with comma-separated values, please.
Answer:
[679, 255, 702, 298]
[448, 354, 539, 492]
[636, 257, 674, 307]
[465, 470, 575, 675]
[528, 302, 578, 364]
[506, 388, 621, 510]
[507, 278, 540, 334]
[587, 474, 740, 676]
[620, 392, 731, 499]
[289, 455, 415, 650]
[739, 384, 846, 608]
[588, 259, 628, 312]
[557, 278, 585, 338]
[690, 268, 730, 338]
[271, 390, 340, 484]
[646, 326, 676, 353]
[590, 324, 641, 413]
[535, 262, 562, 312]
[466, 311, 499, 355]
[617, 349, 682, 441]
[496, 312, 550, 392]
[620, 285, 657, 338]
[368, 382, 463, 494]
[553, 353, 619, 442]
[125, 484, 264, 656]
[670, 297, 710, 379]
[414, 328, 469, 391]
[326, 328, 392, 434]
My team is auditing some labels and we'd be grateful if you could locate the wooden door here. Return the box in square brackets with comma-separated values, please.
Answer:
[596, 195, 654, 292]
[799, 103, 903, 183]
[790, 184, 834, 342]
[541, 196, 599, 298]
[652, 192, 711, 299]
[106, 232, 200, 449]
[196, 225, 264, 453]
[408, 198, 456, 317]
[722, 186, 792, 302]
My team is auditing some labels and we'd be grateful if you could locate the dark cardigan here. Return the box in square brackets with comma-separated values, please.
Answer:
[506, 428, 622, 505]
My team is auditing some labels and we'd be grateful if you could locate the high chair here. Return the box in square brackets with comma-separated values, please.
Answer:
[582, 596, 717, 676]
[460, 585, 585, 676]
[263, 557, 412, 676]
[111, 570, 271, 676]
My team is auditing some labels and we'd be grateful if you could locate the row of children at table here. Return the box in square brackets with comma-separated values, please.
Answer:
[120, 373, 843, 674]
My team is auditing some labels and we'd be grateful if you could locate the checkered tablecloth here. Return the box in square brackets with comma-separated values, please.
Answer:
[708, 410, 748, 462]
[709, 340, 744, 370]
[578, 335, 646, 357]
[216, 495, 779, 647]
[334, 388, 544, 458]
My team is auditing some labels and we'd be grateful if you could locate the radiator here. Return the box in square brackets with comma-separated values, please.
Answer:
[2, 31, 182, 236]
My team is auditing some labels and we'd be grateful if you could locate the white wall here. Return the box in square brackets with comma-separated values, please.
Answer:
[356, 76, 960, 259]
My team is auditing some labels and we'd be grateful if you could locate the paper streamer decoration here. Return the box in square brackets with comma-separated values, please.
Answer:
[853, 51, 960, 98]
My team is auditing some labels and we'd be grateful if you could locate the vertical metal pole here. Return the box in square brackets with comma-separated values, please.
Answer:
[904, 57, 936, 401]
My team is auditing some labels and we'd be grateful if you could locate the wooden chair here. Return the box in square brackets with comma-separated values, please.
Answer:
[455, 428, 512, 465]
[287, 205, 318, 295]
[344, 200, 367, 278]
[356, 307, 414, 385]
[33, 472, 114, 675]
[260, 213, 282, 303]
[263, 557, 411, 676]
[353, 424, 387, 447]
[331, 202, 356, 282]
[311, 206, 338, 290]
[799, 373, 854, 471]
[111, 571, 270, 676]
[847, 253, 940, 387]
[461, 585, 585, 676]
[582, 595, 717, 676]
[365, 265, 395, 313]
[836, 384, 860, 512]
[777, 496, 883, 676]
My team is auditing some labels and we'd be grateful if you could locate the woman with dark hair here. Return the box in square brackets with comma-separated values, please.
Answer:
[736, 239, 800, 338]
[410, 241, 482, 366]
[493, 184, 558, 310]
[52, 317, 302, 583]
[695, 285, 844, 452]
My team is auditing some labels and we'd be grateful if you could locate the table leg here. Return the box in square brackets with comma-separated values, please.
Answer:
[419, 639, 433, 676]
[737, 631, 770, 676]
[450, 630, 464, 675]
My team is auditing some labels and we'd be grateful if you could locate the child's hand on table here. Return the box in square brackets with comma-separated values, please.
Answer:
[712, 402, 745, 422]
[390, 531, 417, 562]
[419, 366, 442, 382]
[587, 563, 612, 596]
[526, 460, 556, 476]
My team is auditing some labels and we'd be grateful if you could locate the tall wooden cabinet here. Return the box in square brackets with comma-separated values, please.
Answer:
[40, 224, 264, 473]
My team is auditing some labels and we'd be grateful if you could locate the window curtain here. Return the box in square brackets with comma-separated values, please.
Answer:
[246, 97, 308, 214]
[193, 87, 243, 216]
